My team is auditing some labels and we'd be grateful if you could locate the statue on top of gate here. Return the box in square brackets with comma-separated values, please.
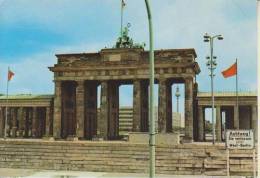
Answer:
[114, 23, 145, 49]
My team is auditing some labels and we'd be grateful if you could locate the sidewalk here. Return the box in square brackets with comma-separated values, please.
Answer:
[0, 168, 246, 178]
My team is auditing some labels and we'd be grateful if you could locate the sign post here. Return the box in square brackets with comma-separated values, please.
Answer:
[226, 149, 230, 177]
[253, 148, 256, 178]
[225, 130, 255, 177]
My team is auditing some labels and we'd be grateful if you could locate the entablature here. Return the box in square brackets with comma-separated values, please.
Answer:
[52, 48, 200, 75]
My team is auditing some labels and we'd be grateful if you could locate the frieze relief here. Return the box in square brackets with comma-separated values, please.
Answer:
[59, 66, 194, 78]
[109, 70, 120, 76]
[56, 57, 196, 71]
[159, 69, 164, 74]
[100, 71, 106, 76]
[186, 68, 194, 74]
[177, 68, 182, 74]
[59, 57, 81, 66]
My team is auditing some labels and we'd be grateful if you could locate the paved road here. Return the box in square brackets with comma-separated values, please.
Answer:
[0, 168, 246, 178]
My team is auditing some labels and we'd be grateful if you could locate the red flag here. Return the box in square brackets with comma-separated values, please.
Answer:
[8, 69, 14, 81]
[221, 62, 237, 78]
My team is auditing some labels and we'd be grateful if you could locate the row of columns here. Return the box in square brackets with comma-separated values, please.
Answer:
[197, 105, 258, 142]
[0, 107, 51, 138]
[53, 77, 195, 141]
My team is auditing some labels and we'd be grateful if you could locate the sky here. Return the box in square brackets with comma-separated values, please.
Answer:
[0, 0, 257, 117]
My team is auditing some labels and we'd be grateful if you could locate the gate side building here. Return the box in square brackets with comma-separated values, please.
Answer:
[196, 91, 257, 142]
[0, 95, 53, 138]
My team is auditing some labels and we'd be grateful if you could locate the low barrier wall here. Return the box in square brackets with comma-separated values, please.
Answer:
[0, 139, 257, 176]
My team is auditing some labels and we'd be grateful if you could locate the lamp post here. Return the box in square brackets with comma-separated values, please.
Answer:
[203, 33, 223, 144]
[144, 1, 155, 178]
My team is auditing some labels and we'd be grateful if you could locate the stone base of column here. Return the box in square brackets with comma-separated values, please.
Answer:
[42, 135, 55, 141]
[92, 135, 104, 141]
[6, 127, 11, 137]
[182, 137, 193, 143]
[66, 135, 79, 141]
[11, 127, 17, 138]
[17, 130, 24, 138]
[27, 130, 32, 137]
[32, 130, 37, 138]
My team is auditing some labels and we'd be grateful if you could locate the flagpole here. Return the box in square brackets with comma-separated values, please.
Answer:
[236, 58, 238, 125]
[120, 0, 124, 40]
[4, 67, 10, 139]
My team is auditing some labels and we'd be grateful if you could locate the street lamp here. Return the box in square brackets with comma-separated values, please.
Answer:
[144, 1, 155, 178]
[203, 33, 223, 145]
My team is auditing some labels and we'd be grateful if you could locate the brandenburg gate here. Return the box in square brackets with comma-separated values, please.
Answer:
[49, 47, 200, 141]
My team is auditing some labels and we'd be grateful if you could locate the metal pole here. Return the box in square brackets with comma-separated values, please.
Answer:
[210, 38, 215, 145]
[144, 0, 155, 177]
[4, 67, 9, 139]
[235, 58, 238, 124]
[226, 149, 230, 177]
[253, 148, 256, 178]
[120, 0, 123, 39]
[257, 1, 260, 175]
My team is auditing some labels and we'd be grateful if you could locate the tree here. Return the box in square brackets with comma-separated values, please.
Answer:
[205, 120, 212, 134]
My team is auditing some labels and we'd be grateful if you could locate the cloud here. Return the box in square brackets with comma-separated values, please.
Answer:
[122, 0, 256, 91]
[0, 53, 54, 94]
[0, 41, 108, 95]
[0, 0, 256, 107]
[0, 0, 120, 38]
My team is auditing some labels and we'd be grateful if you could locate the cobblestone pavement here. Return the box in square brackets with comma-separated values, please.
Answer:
[0, 168, 247, 178]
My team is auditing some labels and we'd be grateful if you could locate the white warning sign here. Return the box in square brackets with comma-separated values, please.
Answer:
[226, 130, 254, 149]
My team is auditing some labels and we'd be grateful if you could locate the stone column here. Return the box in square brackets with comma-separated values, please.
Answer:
[45, 107, 51, 137]
[9, 108, 13, 137]
[166, 82, 172, 132]
[198, 105, 204, 141]
[28, 108, 33, 137]
[76, 80, 85, 139]
[53, 80, 62, 139]
[234, 105, 239, 129]
[17, 107, 24, 137]
[133, 80, 149, 132]
[140, 82, 149, 132]
[11, 108, 17, 138]
[216, 106, 222, 142]
[24, 108, 29, 137]
[251, 105, 257, 141]
[184, 77, 193, 141]
[107, 82, 119, 139]
[6, 107, 11, 137]
[32, 107, 37, 138]
[84, 81, 98, 139]
[16, 108, 21, 134]
[98, 81, 109, 139]
[0, 107, 3, 137]
[158, 78, 170, 133]
[133, 80, 141, 132]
